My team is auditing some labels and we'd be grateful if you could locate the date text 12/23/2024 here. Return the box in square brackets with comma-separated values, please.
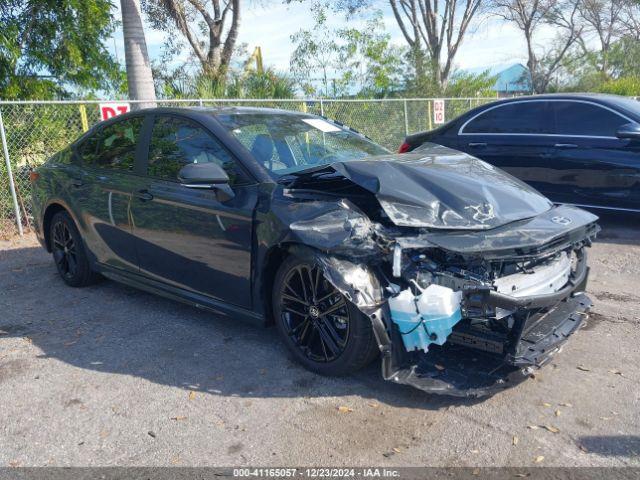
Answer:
[233, 469, 400, 478]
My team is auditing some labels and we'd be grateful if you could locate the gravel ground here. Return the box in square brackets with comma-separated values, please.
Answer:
[0, 213, 638, 467]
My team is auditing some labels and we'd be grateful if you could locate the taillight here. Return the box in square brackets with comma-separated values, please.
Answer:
[398, 141, 411, 153]
[29, 170, 40, 183]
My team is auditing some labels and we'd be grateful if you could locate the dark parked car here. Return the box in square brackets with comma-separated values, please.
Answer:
[400, 94, 640, 212]
[32, 107, 599, 397]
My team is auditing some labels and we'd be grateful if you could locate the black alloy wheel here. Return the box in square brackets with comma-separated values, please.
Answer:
[52, 220, 78, 280]
[281, 263, 350, 363]
[273, 256, 378, 376]
[49, 211, 101, 287]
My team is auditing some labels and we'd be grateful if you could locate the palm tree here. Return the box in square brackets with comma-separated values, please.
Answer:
[120, 0, 156, 108]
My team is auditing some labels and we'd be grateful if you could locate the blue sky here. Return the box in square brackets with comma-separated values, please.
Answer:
[108, 2, 555, 77]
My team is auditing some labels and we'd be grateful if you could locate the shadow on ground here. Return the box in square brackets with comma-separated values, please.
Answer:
[578, 436, 640, 457]
[1, 211, 638, 412]
[1, 246, 479, 411]
[592, 211, 640, 246]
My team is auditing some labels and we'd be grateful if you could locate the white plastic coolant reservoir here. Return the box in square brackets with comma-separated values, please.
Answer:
[415, 284, 462, 319]
[388, 284, 463, 352]
[388, 288, 417, 320]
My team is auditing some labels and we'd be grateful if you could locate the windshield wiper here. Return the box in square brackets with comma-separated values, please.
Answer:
[277, 166, 338, 186]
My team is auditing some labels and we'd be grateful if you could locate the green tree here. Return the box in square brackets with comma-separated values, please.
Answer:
[0, 0, 123, 99]
[156, 67, 295, 99]
[143, 0, 241, 83]
[337, 13, 406, 96]
[290, 2, 405, 97]
[558, 34, 640, 92]
[314, 0, 486, 92]
[492, 0, 584, 94]
[445, 70, 497, 96]
[240, 69, 296, 98]
[597, 75, 640, 95]
[289, 3, 342, 96]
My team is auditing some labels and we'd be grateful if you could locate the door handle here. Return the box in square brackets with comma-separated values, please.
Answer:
[468, 142, 487, 148]
[135, 189, 154, 202]
[554, 143, 578, 148]
[72, 178, 83, 188]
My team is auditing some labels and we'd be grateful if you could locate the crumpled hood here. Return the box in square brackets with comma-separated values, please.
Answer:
[320, 146, 553, 229]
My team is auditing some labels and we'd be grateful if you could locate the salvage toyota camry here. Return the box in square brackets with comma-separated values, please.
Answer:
[31, 107, 599, 397]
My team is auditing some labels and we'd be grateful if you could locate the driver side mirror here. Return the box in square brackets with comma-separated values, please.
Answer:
[178, 162, 234, 200]
[178, 162, 229, 186]
[616, 122, 640, 141]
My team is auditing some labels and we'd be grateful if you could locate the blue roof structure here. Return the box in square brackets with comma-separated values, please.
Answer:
[466, 63, 532, 94]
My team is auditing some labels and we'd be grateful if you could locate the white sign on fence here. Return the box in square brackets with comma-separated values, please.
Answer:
[99, 102, 130, 121]
[433, 99, 445, 124]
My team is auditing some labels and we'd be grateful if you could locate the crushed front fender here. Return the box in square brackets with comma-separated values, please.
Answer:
[287, 243, 594, 398]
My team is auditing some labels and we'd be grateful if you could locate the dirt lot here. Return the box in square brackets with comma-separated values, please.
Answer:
[1, 213, 639, 467]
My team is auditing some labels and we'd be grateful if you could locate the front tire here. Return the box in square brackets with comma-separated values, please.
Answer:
[49, 211, 100, 287]
[273, 256, 378, 376]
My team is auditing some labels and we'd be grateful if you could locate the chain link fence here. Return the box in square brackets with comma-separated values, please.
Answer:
[0, 97, 498, 237]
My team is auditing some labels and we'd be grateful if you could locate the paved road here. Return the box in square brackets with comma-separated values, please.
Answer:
[0, 214, 639, 467]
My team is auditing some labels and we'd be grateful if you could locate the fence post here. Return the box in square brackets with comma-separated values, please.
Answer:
[319, 98, 324, 117]
[79, 104, 89, 132]
[199, 98, 204, 107]
[0, 108, 24, 236]
[403, 99, 409, 136]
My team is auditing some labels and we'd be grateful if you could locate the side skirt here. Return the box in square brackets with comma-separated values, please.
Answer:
[97, 265, 266, 327]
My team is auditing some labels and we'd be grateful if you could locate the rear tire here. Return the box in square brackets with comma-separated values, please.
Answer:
[49, 211, 101, 287]
[273, 255, 378, 376]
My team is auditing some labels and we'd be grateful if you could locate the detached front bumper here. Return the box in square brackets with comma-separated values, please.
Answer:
[296, 235, 594, 398]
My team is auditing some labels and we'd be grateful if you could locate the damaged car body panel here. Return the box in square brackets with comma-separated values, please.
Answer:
[280, 146, 553, 230]
[33, 107, 599, 398]
[270, 143, 599, 397]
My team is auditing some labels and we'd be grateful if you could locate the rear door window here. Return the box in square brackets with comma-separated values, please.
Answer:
[81, 116, 143, 170]
[463, 102, 553, 134]
[147, 115, 251, 185]
[553, 101, 628, 137]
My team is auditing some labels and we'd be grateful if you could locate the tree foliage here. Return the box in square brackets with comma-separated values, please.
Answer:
[156, 67, 296, 98]
[290, 3, 405, 97]
[338, 13, 407, 96]
[310, 0, 486, 92]
[388, 0, 485, 91]
[557, 34, 640, 92]
[491, 0, 584, 94]
[0, 0, 123, 99]
[142, 0, 240, 81]
[289, 3, 342, 96]
[445, 70, 497, 96]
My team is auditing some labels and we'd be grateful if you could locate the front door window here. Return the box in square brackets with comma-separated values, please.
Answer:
[147, 116, 251, 185]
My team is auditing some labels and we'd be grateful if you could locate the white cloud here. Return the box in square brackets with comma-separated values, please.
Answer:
[238, 2, 318, 71]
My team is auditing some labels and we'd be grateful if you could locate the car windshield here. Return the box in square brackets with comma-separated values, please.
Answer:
[213, 111, 389, 175]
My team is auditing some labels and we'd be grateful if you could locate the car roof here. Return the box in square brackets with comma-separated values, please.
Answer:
[134, 105, 316, 117]
[76, 106, 319, 144]
[476, 92, 636, 109]
[456, 93, 640, 123]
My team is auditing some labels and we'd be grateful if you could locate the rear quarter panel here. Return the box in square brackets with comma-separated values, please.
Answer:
[31, 148, 85, 249]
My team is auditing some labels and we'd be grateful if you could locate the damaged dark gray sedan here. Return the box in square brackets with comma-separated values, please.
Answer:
[31, 107, 599, 397]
